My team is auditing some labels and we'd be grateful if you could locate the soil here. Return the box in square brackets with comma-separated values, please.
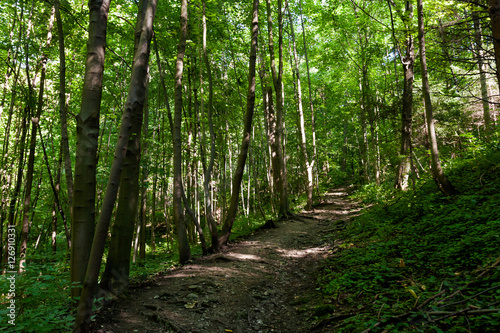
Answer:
[92, 187, 362, 333]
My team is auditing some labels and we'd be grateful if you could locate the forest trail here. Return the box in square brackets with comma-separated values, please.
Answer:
[93, 187, 363, 333]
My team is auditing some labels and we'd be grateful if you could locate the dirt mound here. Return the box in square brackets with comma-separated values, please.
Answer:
[92, 187, 361, 333]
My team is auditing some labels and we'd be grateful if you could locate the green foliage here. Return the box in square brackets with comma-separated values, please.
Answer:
[317, 144, 500, 332]
[229, 214, 271, 241]
[0, 253, 74, 332]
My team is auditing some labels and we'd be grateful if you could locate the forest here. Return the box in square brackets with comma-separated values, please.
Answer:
[0, 0, 499, 331]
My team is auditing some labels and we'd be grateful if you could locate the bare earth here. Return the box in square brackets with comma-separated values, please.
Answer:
[92, 187, 362, 333]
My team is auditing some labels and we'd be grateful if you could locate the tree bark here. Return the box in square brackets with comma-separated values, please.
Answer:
[417, 0, 457, 196]
[19, 5, 55, 272]
[299, 0, 318, 189]
[286, 2, 313, 210]
[219, 0, 259, 246]
[200, 0, 219, 252]
[393, 1, 415, 191]
[265, 0, 289, 218]
[55, 0, 73, 214]
[74, 0, 157, 330]
[489, 0, 500, 93]
[472, 11, 492, 135]
[173, 0, 191, 264]
[71, 0, 111, 302]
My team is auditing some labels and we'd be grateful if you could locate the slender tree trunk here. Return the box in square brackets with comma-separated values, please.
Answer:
[74, 1, 157, 331]
[266, 0, 289, 218]
[286, 3, 313, 210]
[472, 11, 492, 135]
[298, 0, 318, 189]
[19, 6, 55, 272]
[417, 0, 457, 196]
[39, 131, 70, 249]
[201, 0, 219, 252]
[341, 121, 348, 172]
[71, 0, 111, 302]
[55, 0, 73, 213]
[489, 0, 500, 93]
[3, 105, 28, 266]
[394, 1, 415, 191]
[173, 0, 191, 264]
[139, 83, 150, 260]
[219, 0, 259, 246]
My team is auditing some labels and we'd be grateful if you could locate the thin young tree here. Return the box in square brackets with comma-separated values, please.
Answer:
[416, 0, 457, 196]
[489, 0, 500, 92]
[19, 5, 56, 272]
[173, 0, 191, 264]
[265, 0, 289, 218]
[388, 0, 415, 191]
[286, 1, 314, 210]
[219, 0, 260, 246]
[55, 0, 73, 214]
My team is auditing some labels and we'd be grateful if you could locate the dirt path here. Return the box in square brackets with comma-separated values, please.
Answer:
[92, 187, 362, 333]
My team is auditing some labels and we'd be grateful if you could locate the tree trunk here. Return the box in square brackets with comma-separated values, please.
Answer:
[71, 0, 111, 302]
[265, 0, 289, 218]
[219, 0, 259, 246]
[74, 0, 157, 330]
[173, 0, 191, 265]
[394, 1, 415, 191]
[201, 0, 219, 252]
[19, 6, 56, 272]
[55, 0, 73, 213]
[286, 2, 313, 210]
[299, 0, 318, 189]
[489, 0, 500, 93]
[472, 11, 492, 135]
[417, 0, 457, 196]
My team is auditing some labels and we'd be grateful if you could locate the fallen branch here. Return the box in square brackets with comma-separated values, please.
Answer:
[427, 308, 500, 316]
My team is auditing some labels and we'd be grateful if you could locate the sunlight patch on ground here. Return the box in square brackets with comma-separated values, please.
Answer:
[277, 246, 329, 258]
[224, 253, 264, 261]
[325, 191, 349, 197]
[165, 265, 244, 278]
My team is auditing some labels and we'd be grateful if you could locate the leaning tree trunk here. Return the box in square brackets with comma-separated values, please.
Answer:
[173, 0, 191, 264]
[71, 0, 111, 302]
[417, 0, 457, 196]
[73, 0, 157, 331]
[219, 0, 259, 246]
[99, 0, 149, 295]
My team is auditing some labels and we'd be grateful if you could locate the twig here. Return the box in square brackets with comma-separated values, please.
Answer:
[425, 307, 500, 326]
[439, 285, 500, 309]
[427, 308, 500, 316]
[417, 290, 446, 310]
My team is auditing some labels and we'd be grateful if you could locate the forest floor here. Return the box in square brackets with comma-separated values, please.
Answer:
[92, 186, 364, 333]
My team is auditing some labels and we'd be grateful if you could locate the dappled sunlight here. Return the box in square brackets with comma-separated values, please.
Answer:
[222, 253, 263, 261]
[164, 264, 245, 279]
[277, 245, 329, 259]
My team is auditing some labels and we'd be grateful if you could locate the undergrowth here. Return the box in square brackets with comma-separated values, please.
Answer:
[317, 144, 500, 332]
